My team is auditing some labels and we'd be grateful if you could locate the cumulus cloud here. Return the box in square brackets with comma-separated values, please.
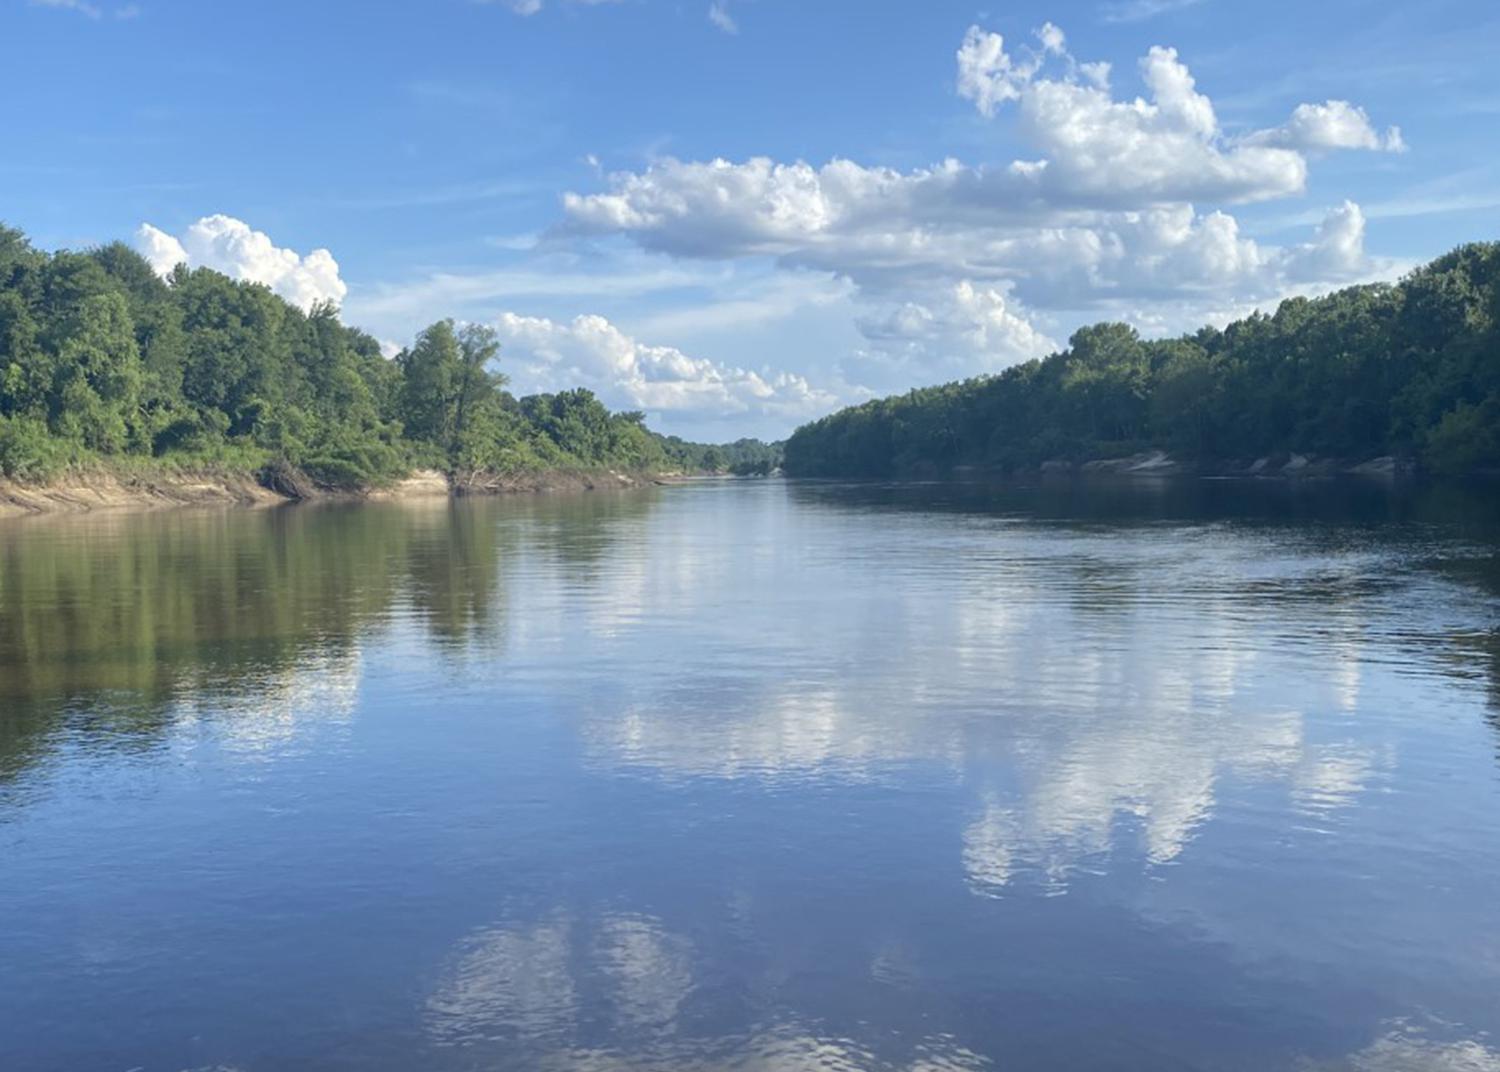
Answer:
[491, 311, 838, 420]
[956, 23, 1082, 115]
[1036, 21, 1067, 56]
[562, 156, 1373, 308]
[565, 26, 1400, 229]
[558, 163, 1377, 392]
[1083, 199, 1372, 299]
[134, 224, 189, 278]
[134, 215, 348, 312]
[956, 26, 1036, 117]
[1286, 200, 1369, 281]
[556, 22, 1400, 392]
[561, 31, 1402, 255]
[975, 34, 1309, 204]
[853, 281, 1058, 389]
[281, 20, 1401, 430]
[1249, 100, 1406, 153]
[859, 282, 1051, 355]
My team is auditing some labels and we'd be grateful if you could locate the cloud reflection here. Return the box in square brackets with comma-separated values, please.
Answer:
[170, 650, 363, 756]
[579, 561, 1384, 895]
[427, 916, 580, 1045]
[1310, 1028, 1500, 1071]
[427, 912, 695, 1048]
[426, 911, 990, 1069]
[598, 915, 696, 1033]
[546, 1032, 991, 1071]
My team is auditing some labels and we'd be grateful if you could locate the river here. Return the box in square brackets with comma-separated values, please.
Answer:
[2, 477, 1498, 1071]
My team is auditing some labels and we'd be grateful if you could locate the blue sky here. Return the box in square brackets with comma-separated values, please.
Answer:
[3, 0, 1497, 440]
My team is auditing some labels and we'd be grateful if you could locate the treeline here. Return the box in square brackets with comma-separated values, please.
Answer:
[656, 435, 782, 475]
[0, 224, 771, 486]
[784, 242, 1500, 478]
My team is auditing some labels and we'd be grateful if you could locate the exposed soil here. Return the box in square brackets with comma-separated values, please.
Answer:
[0, 466, 674, 520]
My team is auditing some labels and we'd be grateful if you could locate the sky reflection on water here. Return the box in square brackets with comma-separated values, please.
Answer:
[1, 479, 1498, 1071]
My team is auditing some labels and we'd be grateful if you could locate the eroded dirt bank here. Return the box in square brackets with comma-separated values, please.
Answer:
[0, 467, 673, 520]
[0, 469, 286, 519]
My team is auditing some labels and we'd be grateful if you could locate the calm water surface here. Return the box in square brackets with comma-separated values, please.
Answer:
[2, 478, 1499, 1071]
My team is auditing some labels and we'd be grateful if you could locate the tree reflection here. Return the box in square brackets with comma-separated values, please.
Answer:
[0, 493, 659, 792]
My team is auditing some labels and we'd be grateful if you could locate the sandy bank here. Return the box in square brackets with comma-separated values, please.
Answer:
[1032, 451, 1420, 479]
[0, 469, 286, 519]
[0, 467, 675, 520]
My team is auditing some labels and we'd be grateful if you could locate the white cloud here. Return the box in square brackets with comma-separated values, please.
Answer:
[566, 27, 1398, 238]
[1082, 199, 1373, 299]
[1287, 199, 1369, 281]
[134, 215, 348, 312]
[491, 311, 838, 420]
[555, 22, 1399, 394]
[1011, 43, 1306, 204]
[562, 32, 1400, 256]
[853, 281, 1058, 389]
[956, 27, 1034, 118]
[1037, 21, 1067, 56]
[562, 155, 1375, 307]
[134, 224, 189, 278]
[707, 0, 737, 34]
[1249, 100, 1406, 153]
[314, 21, 1405, 432]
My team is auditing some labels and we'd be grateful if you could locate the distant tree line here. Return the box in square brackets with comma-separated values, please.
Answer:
[784, 242, 1500, 478]
[0, 224, 773, 486]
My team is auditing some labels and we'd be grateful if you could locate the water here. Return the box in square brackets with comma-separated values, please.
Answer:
[2, 478, 1499, 1072]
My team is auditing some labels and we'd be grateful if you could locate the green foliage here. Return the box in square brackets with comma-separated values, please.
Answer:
[0, 222, 755, 490]
[785, 242, 1500, 477]
[656, 435, 782, 473]
[0, 415, 74, 480]
[1425, 398, 1500, 474]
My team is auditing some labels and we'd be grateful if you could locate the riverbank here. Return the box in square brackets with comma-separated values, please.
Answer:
[0, 465, 676, 519]
[1024, 450, 1420, 479]
[795, 449, 1495, 484]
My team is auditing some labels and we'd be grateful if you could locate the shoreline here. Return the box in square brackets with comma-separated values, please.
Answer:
[8, 451, 1484, 520]
[0, 466, 680, 521]
[797, 450, 1458, 483]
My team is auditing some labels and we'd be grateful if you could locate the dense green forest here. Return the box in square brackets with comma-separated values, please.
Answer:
[785, 242, 1500, 478]
[0, 224, 771, 487]
[10, 221, 1492, 488]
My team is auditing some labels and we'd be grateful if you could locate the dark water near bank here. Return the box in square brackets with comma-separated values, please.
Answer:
[2, 478, 1499, 1072]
